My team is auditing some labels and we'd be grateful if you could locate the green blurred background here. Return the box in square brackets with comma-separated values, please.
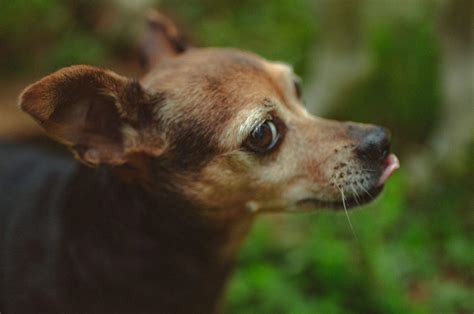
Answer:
[0, 0, 472, 313]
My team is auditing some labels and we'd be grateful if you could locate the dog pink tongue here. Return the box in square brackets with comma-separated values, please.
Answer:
[377, 154, 400, 186]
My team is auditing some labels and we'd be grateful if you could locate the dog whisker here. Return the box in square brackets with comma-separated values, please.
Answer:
[357, 181, 374, 200]
[350, 184, 361, 205]
[337, 185, 359, 241]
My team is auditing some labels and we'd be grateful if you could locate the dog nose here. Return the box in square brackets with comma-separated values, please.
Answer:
[355, 126, 391, 163]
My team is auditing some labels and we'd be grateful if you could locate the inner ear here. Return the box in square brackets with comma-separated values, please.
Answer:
[20, 65, 166, 166]
[50, 91, 124, 164]
[139, 10, 189, 71]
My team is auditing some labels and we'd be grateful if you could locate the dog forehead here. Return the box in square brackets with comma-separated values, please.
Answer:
[142, 48, 291, 94]
[141, 48, 284, 118]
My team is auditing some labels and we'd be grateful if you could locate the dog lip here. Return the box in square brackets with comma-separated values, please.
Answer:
[377, 154, 399, 186]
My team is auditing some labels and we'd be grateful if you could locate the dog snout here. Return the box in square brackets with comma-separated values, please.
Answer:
[354, 126, 391, 163]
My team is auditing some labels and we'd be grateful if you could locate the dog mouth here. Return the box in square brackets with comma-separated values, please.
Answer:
[297, 154, 399, 210]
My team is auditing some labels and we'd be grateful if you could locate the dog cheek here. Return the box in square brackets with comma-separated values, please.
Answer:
[180, 163, 255, 211]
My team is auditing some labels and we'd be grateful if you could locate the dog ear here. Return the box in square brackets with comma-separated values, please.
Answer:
[140, 10, 188, 70]
[19, 65, 166, 166]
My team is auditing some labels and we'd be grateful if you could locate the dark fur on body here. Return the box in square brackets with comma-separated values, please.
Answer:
[0, 142, 250, 313]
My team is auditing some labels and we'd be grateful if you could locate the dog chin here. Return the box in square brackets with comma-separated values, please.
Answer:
[295, 184, 385, 211]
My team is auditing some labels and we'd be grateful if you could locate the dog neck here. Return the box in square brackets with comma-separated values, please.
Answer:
[60, 163, 254, 313]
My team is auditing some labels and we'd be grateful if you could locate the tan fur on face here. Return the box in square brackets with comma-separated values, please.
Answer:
[138, 49, 384, 215]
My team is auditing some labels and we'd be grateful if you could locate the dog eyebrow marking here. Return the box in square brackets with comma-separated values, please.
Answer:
[221, 99, 275, 149]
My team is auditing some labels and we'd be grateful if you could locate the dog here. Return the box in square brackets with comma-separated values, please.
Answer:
[0, 11, 399, 314]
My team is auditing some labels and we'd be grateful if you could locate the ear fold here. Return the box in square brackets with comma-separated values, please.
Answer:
[140, 10, 189, 70]
[19, 65, 165, 166]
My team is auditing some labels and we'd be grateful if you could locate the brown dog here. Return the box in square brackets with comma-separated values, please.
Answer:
[0, 11, 399, 314]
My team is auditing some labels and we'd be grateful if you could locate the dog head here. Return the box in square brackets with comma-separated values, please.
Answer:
[19, 11, 398, 217]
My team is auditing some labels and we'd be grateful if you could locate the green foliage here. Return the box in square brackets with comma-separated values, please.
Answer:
[0, 0, 109, 75]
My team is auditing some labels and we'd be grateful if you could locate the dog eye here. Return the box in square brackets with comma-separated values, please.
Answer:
[245, 120, 280, 153]
[294, 77, 302, 99]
